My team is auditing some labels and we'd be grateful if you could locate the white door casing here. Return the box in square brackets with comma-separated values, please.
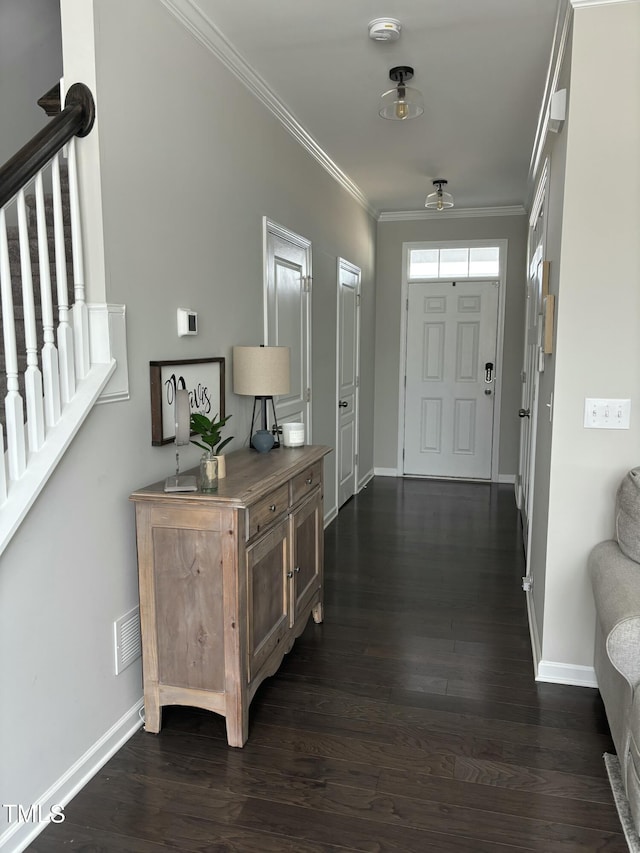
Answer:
[518, 252, 543, 544]
[519, 161, 548, 556]
[403, 280, 500, 479]
[336, 258, 360, 507]
[263, 219, 312, 441]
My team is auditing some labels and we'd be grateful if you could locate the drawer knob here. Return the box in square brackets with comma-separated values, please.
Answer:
[269, 504, 277, 512]
[287, 570, 294, 578]
[294, 566, 300, 573]
[306, 477, 313, 485]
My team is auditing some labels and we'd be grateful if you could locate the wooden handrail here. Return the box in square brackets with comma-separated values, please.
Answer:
[0, 83, 94, 209]
[37, 83, 62, 118]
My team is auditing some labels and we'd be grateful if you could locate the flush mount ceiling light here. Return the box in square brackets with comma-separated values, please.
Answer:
[425, 179, 454, 211]
[378, 66, 424, 121]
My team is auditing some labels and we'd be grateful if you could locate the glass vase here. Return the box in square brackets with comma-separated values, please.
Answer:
[199, 452, 218, 492]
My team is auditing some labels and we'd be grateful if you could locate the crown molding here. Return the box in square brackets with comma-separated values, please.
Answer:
[378, 206, 526, 223]
[571, 0, 638, 6]
[527, 0, 572, 202]
[160, 0, 377, 219]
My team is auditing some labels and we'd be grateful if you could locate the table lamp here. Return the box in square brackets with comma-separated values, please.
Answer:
[233, 346, 290, 451]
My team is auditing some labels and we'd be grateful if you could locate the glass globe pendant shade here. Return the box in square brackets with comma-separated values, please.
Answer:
[425, 180, 454, 210]
[378, 66, 424, 121]
[378, 84, 424, 120]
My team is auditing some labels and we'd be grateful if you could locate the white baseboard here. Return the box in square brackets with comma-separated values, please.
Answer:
[526, 591, 597, 687]
[0, 699, 144, 853]
[525, 588, 542, 682]
[324, 505, 338, 527]
[536, 660, 598, 688]
[357, 468, 374, 490]
[497, 474, 516, 484]
[373, 467, 399, 477]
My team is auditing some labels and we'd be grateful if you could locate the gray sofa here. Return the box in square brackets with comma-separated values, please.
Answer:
[589, 467, 640, 834]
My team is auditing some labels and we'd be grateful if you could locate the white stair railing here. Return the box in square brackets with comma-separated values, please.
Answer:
[52, 151, 76, 405]
[35, 168, 62, 427]
[68, 138, 90, 381]
[17, 187, 46, 453]
[0, 82, 119, 554]
[0, 206, 27, 483]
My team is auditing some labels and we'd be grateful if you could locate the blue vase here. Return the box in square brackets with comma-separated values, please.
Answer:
[252, 429, 274, 453]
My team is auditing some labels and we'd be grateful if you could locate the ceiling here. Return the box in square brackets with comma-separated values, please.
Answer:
[191, 0, 561, 215]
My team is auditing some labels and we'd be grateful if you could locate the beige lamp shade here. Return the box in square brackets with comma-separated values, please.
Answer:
[233, 346, 291, 396]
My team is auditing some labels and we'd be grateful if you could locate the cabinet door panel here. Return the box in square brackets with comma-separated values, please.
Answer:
[291, 490, 322, 625]
[153, 526, 224, 691]
[246, 519, 289, 679]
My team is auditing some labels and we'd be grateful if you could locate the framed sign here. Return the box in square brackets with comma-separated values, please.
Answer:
[150, 357, 225, 445]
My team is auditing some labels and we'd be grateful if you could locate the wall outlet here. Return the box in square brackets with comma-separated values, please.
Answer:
[584, 398, 631, 430]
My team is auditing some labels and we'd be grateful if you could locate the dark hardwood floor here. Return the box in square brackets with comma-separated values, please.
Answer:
[30, 477, 626, 852]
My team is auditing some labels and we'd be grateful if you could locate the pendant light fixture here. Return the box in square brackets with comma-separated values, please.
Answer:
[425, 179, 454, 211]
[378, 66, 424, 121]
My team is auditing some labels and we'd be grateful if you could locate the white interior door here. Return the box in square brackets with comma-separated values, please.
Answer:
[337, 259, 360, 507]
[403, 280, 499, 479]
[264, 220, 312, 439]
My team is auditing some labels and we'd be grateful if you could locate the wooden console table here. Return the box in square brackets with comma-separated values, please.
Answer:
[130, 445, 330, 747]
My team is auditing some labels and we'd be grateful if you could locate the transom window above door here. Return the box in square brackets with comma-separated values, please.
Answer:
[408, 246, 500, 280]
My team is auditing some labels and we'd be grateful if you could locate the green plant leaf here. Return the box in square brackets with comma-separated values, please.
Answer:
[216, 435, 234, 454]
[189, 411, 233, 455]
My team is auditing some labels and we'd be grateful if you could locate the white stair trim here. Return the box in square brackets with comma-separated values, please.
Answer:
[0, 359, 115, 557]
[1, 302, 127, 557]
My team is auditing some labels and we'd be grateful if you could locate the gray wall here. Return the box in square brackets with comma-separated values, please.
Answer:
[374, 215, 527, 476]
[534, 2, 640, 672]
[0, 0, 375, 835]
[528, 23, 572, 654]
[0, 0, 62, 166]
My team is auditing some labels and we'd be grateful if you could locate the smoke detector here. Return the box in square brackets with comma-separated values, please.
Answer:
[368, 18, 402, 42]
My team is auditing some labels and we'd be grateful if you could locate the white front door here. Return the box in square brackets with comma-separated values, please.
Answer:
[264, 219, 312, 439]
[337, 259, 360, 507]
[403, 280, 499, 479]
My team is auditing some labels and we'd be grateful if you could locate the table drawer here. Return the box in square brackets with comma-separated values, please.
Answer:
[246, 483, 289, 539]
[291, 461, 322, 505]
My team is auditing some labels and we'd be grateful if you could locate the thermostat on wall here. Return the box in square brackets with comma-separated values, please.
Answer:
[177, 308, 198, 336]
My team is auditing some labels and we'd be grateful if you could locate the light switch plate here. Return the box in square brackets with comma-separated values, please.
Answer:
[584, 398, 631, 429]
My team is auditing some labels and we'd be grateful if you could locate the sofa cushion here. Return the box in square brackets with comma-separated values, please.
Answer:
[616, 468, 640, 563]
[589, 541, 640, 688]
[625, 689, 640, 834]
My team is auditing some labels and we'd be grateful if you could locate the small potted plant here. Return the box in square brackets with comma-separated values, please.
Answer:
[190, 412, 233, 489]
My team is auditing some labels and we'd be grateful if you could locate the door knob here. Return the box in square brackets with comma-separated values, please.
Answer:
[518, 408, 531, 418]
[338, 400, 348, 408]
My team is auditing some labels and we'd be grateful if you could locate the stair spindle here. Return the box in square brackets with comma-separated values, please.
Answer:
[52, 152, 76, 403]
[35, 170, 61, 427]
[0, 424, 6, 503]
[0, 209, 27, 479]
[17, 188, 45, 452]
[67, 139, 89, 380]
